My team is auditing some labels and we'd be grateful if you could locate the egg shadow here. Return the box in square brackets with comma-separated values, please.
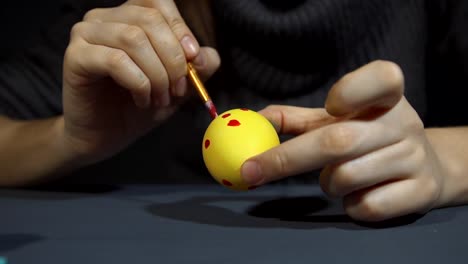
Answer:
[145, 195, 448, 230]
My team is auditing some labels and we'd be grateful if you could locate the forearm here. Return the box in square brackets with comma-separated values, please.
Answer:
[426, 126, 468, 207]
[0, 116, 81, 187]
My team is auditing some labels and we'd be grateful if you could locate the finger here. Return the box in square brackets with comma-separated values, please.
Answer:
[343, 178, 439, 222]
[65, 40, 151, 108]
[319, 138, 424, 197]
[190, 47, 221, 81]
[325, 60, 405, 117]
[122, 0, 200, 59]
[257, 105, 341, 135]
[72, 21, 171, 107]
[85, 6, 187, 102]
[241, 119, 403, 186]
[184, 47, 221, 97]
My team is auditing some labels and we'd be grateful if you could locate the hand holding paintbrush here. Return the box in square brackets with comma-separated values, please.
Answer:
[186, 62, 219, 119]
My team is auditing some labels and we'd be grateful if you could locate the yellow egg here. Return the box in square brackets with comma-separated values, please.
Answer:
[202, 108, 280, 191]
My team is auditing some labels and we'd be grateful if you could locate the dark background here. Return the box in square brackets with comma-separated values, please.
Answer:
[0, 1, 63, 57]
[0, 0, 467, 127]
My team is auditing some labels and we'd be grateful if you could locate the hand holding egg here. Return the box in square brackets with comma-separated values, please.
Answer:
[202, 108, 280, 191]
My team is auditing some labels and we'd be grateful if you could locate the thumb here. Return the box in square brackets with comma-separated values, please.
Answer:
[325, 60, 405, 117]
[190, 46, 221, 82]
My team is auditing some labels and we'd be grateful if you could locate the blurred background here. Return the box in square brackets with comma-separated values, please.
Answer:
[0, 1, 62, 57]
[0, 0, 467, 127]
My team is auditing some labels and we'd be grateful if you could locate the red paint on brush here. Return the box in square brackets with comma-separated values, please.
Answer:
[205, 100, 218, 119]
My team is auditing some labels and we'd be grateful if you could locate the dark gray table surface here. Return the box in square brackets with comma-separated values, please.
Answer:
[1, 183, 467, 264]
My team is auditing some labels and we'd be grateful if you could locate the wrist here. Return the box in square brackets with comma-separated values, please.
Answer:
[54, 116, 102, 174]
[0, 116, 90, 186]
[425, 127, 468, 208]
[52, 116, 88, 175]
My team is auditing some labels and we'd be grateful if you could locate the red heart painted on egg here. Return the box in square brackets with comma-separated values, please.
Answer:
[227, 120, 241, 126]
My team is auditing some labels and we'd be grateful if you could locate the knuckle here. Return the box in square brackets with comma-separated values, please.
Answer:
[63, 44, 79, 65]
[270, 151, 289, 178]
[106, 49, 130, 69]
[407, 117, 425, 133]
[173, 52, 187, 67]
[355, 197, 386, 221]
[396, 99, 424, 133]
[409, 143, 427, 168]
[320, 124, 358, 157]
[332, 165, 356, 196]
[63, 44, 87, 78]
[167, 52, 187, 78]
[167, 16, 187, 32]
[70, 22, 86, 38]
[399, 137, 426, 169]
[83, 8, 101, 22]
[152, 72, 170, 92]
[139, 9, 165, 26]
[120, 25, 148, 49]
[423, 177, 441, 205]
[412, 177, 441, 215]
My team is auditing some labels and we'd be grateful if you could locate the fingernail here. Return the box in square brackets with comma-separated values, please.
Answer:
[158, 90, 171, 107]
[181, 35, 198, 58]
[241, 161, 263, 185]
[192, 51, 206, 67]
[175, 76, 187, 97]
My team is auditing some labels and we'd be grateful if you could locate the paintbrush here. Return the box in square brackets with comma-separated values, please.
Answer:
[187, 62, 218, 119]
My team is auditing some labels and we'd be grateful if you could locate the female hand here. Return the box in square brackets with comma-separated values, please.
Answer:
[61, 0, 220, 164]
[241, 60, 445, 222]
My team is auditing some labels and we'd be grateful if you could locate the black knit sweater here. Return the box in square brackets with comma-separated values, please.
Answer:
[208, 0, 468, 126]
[0, 0, 467, 184]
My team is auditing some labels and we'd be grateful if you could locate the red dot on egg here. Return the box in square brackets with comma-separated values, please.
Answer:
[222, 113, 231, 119]
[204, 139, 210, 149]
[241, 108, 249, 111]
[222, 179, 233, 186]
[227, 119, 241, 126]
